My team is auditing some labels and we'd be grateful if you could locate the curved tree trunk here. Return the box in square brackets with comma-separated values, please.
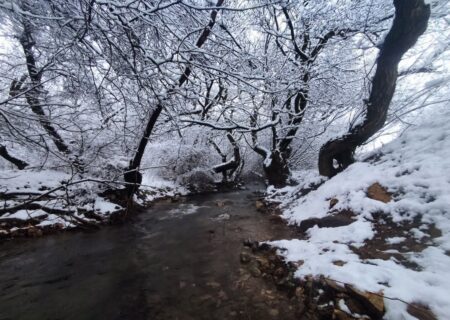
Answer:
[0, 145, 28, 170]
[318, 0, 430, 178]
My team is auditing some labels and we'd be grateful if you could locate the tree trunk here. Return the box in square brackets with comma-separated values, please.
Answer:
[212, 133, 241, 182]
[0, 145, 28, 170]
[318, 0, 430, 178]
[264, 150, 290, 188]
[20, 20, 71, 155]
[125, 104, 162, 196]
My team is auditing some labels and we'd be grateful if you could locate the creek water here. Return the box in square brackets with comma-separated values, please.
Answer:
[0, 186, 296, 320]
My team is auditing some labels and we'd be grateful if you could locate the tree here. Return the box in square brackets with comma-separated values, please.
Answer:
[318, 0, 431, 177]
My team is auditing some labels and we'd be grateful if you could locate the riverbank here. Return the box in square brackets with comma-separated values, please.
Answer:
[0, 169, 188, 239]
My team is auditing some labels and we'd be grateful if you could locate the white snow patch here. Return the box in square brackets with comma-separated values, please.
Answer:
[267, 111, 450, 319]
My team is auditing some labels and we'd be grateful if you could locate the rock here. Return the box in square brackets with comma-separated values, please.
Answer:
[329, 198, 339, 209]
[255, 200, 265, 211]
[0, 229, 9, 239]
[295, 287, 305, 298]
[273, 267, 286, 278]
[249, 264, 262, 277]
[407, 303, 437, 320]
[206, 281, 221, 288]
[323, 278, 347, 293]
[367, 183, 392, 203]
[291, 260, 304, 268]
[344, 298, 366, 316]
[269, 215, 284, 224]
[170, 196, 180, 203]
[215, 213, 230, 221]
[269, 309, 279, 317]
[333, 309, 357, 320]
[332, 260, 346, 267]
[26, 227, 43, 237]
[345, 285, 385, 319]
[298, 212, 356, 232]
[256, 256, 270, 269]
[216, 200, 226, 207]
[240, 251, 252, 264]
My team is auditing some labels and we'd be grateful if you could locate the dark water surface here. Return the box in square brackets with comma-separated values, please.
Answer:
[0, 186, 295, 320]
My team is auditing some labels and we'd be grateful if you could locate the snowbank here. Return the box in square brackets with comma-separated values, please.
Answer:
[267, 111, 450, 319]
[0, 170, 186, 237]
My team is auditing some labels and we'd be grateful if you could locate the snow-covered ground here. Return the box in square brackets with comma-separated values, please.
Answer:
[0, 170, 187, 237]
[266, 111, 450, 319]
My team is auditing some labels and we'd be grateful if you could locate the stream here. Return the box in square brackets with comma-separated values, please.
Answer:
[0, 185, 297, 320]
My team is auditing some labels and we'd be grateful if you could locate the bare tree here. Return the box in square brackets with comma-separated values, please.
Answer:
[318, 0, 431, 177]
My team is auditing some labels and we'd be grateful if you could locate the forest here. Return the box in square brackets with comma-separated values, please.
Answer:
[0, 0, 449, 319]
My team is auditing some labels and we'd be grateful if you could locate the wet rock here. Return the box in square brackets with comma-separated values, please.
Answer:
[26, 227, 43, 237]
[269, 215, 284, 224]
[407, 303, 437, 320]
[345, 285, 385, 319]
[269, 308, 279, 316]
[206, 281, 221, 288]
[249, 264, 262, 277]
[0, 229, 9, 239]
[298, 212, 356, 232]
[344, 297, 366, 316]
[255, 200, 265, 211]
[333, 309, 357, 320]
[240, 251, 252, 264]
[215, 199, 233, 207]
[216, 200, 226, 207]
[215, 213, 230, 221]
[295, 287, 305, 298]
[367, 183, 392, 203]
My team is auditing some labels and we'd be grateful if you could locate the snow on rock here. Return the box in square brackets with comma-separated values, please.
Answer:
[268, 111, 450, 319]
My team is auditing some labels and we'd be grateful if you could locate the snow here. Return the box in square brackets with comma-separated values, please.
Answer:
[267, 110, 450, 319]
[94, 197, 121, 214]
[0, 169, 187, 233]
[4, 209, 47, 220]
[385, 237, 406, 245]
